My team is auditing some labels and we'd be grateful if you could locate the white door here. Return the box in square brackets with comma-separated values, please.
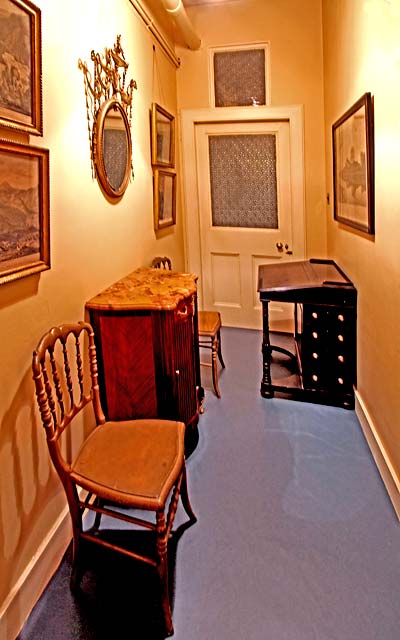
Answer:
[180, 106, 305, 331]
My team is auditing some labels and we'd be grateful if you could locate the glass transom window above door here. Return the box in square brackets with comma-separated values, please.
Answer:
[209, 43, 271, 108]
[208, 133, 278, 228]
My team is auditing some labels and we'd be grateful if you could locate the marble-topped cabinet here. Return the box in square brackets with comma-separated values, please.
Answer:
[85, 268, 202, 455]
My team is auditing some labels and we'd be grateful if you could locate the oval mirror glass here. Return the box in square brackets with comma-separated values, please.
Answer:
[94, 98, 132, 198]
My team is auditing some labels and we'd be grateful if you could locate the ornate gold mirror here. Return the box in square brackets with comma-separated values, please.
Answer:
[78, 36, 137, 199]
[94, 98, 132, 197]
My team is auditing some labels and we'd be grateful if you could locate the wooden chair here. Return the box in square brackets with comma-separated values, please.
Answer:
[151, 256, 172, 270]
[197, 310, 225, 399]
[32, 321, 196, 637]
[151, 257, 225, 398]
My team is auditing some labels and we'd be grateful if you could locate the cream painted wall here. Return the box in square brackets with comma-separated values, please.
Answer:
[0, 0, 183, 619]
[176, 0, 327, 258]
[322, 0, 400, 505]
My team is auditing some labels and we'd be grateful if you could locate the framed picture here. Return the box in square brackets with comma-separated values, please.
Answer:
[0, 0, 43, 136]
[151, 102, 175, 167]
[332, 92, 374, 234]
[0, 139, 50, 285]
[153, 168, 176, 230]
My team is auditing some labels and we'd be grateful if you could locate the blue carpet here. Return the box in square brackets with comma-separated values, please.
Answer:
[19, 328, 400, 639]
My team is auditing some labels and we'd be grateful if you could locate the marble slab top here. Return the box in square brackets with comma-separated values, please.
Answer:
[85, 267, 198, 311]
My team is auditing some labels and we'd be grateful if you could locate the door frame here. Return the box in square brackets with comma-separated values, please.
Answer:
[179, 105, 306, 309]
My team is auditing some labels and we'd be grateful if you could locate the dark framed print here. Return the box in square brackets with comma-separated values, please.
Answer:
[0, 0, 43, 135]
[153, 168, 176, 230]
[151, 103, 175, 167]
[0, 139, 50, 285]
[332, 92, 374, 234]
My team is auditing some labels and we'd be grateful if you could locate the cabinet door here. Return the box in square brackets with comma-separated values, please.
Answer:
[173, 297, 198, 426]
[93, 311, 158, 421]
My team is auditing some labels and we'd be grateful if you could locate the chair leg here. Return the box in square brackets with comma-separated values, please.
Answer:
[92, 497, 103, 532]
[180, 464, 197, 523]
[70, 534, 82, 592]
[156, 511, 174, 637]
[66, 484, 84, 591]
[211, 335, 221, 398]
[217, 329, 225, 368]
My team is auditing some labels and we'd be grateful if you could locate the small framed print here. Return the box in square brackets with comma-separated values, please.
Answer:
[332, 92, 374, 234]
[0, 139, 50, 285]
[0, 0, 43, 135]
[153, 168, 176, 230]
[151, 103, 175, 167]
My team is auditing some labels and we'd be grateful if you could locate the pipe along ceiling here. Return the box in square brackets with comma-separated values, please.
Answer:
[160, 0, 201, 50]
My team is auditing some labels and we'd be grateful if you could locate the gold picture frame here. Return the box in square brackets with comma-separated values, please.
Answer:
[151, 103, 175, 167]
[153, 168, 176, 230]
[332, 92, 374, 234]
[0, 139, 50, 285]
[0, 0, 43, 136]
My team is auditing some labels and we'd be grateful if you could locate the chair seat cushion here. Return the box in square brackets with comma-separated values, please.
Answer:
[198, 310, 221, 337]
[71, 419, 185, 509]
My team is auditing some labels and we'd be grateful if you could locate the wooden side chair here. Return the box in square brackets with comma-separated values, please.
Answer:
[32, 321, 196, 637]
[151, 257, 225, 398]
[151, 256, 172, 270]
[197, 310, 225, 399]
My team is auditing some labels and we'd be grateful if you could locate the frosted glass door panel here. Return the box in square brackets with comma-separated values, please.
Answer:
[209, 133, 278, 229]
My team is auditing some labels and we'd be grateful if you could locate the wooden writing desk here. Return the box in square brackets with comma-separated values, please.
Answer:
[258, 259, 357, 408]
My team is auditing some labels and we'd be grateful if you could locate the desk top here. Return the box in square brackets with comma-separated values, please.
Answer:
[86, 267, 198, 311]
[258, 259, 356, 303]
[258, 259, 352, 291]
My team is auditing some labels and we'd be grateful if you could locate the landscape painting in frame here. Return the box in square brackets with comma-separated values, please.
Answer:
[0, 0, 42, 135]
[151, 103, 175, 167]
[153, 168, 176, 230]
[332, 92, 374, 234]
[0, 140, 49, 285]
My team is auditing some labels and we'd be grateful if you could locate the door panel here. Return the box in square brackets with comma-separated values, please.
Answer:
[211, 252, 241, 307]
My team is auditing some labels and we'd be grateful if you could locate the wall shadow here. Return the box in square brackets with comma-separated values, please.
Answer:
[0, 367, 62, 609]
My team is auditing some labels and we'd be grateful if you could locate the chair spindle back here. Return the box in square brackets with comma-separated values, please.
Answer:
[32, 322, 105, 447]
[151, 256, 172, 270]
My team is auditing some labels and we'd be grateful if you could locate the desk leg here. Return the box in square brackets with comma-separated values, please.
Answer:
[261, 301, 274, 398]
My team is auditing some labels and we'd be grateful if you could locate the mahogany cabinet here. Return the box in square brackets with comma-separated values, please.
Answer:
[85, 268, 202, 454]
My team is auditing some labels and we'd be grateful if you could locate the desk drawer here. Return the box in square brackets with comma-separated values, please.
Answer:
[301, 303, 356, 392]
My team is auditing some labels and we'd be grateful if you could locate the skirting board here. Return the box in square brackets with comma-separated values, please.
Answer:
[355, 390, 400, 521]
[0, 504, 72, 640]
